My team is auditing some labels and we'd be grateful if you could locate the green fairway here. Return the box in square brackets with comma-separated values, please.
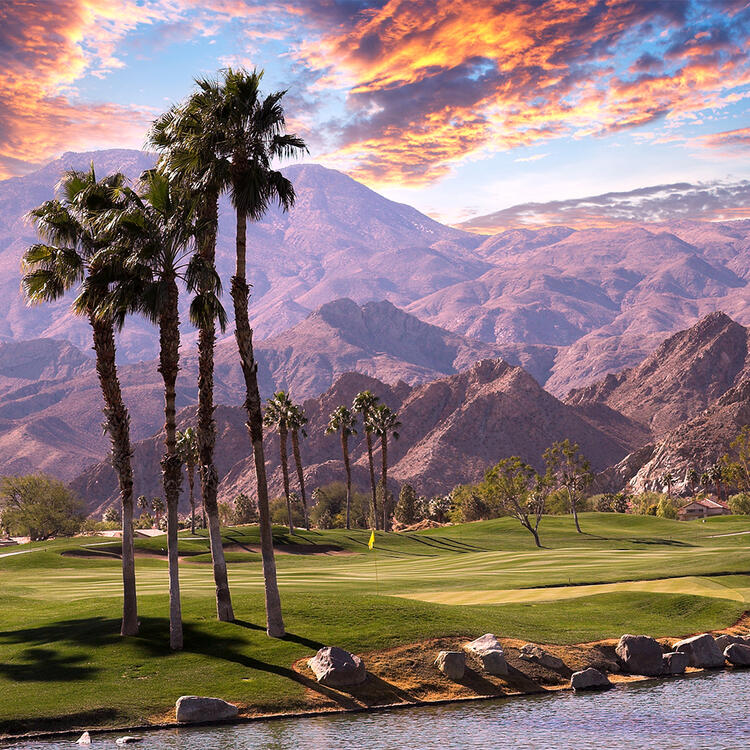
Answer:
[1, 512, 749, 735]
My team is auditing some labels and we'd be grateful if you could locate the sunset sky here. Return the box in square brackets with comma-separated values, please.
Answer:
[1, 0, 749, 227]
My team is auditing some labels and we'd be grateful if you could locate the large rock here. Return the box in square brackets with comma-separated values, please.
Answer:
[175, 696, 239, 723]
[714, 634, 748, 651]
[519, 643, 565, 670]
[673, 634, 725, 669]
[570, 668, 611, 691]
[308, 646, 367, 687]
[615, 634, 664, 676]
[75, 732, 91, 745]
[724, 643, 750, 667]
[465, 633, 508, 675]
[435, 651, 465, 680]
[662, 651, 689, 675]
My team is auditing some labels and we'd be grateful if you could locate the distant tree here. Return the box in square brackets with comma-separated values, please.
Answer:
[152, 497, 165, 526]
[687, 468, 700, 495]
[310, 483, 369, 529]
[233, 493, 257, 524]
[723, 426, 750, 492]
[176, 427, 200, 534]
[612, 492, 629, 513]
[483, 457, 549, 547]
[0, 475, 85, 540]
[661, 471, 675, 498]
[137, 494, 150, 518]
[656, 497, 677, 519]
[217, 501, 234, 526]
[264, 391, 295, 533]
[700, 471, 711, 494]
[326, 406, 358, 529]
[103, 506, 120, 524]
[544, 440, 593, 534]
[428, 495, 452, 524]
[288, 403, 310, 530]
[394, 484, 421, 526]
[729, 492, 750, 515]
[367, 404, 401, 530]
[352, 391, 381, 529]
[709, 462, 726, 502]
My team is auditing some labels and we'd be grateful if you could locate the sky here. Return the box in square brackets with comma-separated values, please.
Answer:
[1, 0, 749, 228]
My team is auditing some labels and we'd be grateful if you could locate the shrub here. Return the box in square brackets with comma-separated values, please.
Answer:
[656, 497, 678, 519]
[729, 492, 750, 515]
[394, 484, 423, 526]
[309, 483, 369, 529]
[233, 493, 258, 524]
[428, 495, 452, 524]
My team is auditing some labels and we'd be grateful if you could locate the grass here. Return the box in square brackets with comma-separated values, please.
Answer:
[1, 512, 749, 735]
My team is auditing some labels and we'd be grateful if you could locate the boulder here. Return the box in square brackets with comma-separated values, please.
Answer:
[75, 732, 91, 745]
[519, 643, 565, 670]
[175, 696, 239, 723]
[724, 643, 750, 667]
[465, 633, 508, 675]
[308, 646, 367, 687]
[435, 651, 465, 680]
[714, 634, 748, 651]
[662, 651, 689, 675]
[673, 634, 725, 669]
[570, 668, 611, 691]
[615, 634, 664, 676]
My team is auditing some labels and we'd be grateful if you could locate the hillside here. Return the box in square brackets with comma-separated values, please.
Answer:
[72, 359, 642, 513]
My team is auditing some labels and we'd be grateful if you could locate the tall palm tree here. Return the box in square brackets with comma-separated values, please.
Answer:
[264, 391, 295, 534]
[366, 404, 401, 531]
[326, 406, 357, 530]
[216, 67, 306, 637]
[709, 463, 725, 502]
[148, 86, 236, 624]
[22, 165, 139, 637]
[177, 427, 200, 534]
[99, 169, 224, 649]
[288, 403, 309, 530]
[353, 391, 381, 529]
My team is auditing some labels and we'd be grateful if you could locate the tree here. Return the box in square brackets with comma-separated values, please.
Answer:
[152, 497, 165, 525]
[326, 406, 358, 530]
[394, 484, 421, 526]
[233, 493, 257, 524]
[729, 492, 750, 515]
[176, 427, 200, 534]
[687, 468, 700, 496]
[264, 391, 295, 534]
[483, 458, 548, 547]
[103, 506, 120, 524]
[22, 165, 139, 637]
[0, 475, 85, 540]
[429, 495, 452, 523]
[723, 426, 750, 492]
[352, 391, 381, 529]
[288, 403, 310, 530]
[544, 440, 592, 534]
[137, 495, 150, 518]
[310, 483, 369, 529]
[661, 471, 674, 498]
[367, 404, 401, 531]
[709, 462, 725, 502]
[149, 83, 236, 625]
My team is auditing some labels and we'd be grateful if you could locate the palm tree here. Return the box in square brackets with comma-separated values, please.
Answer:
[217, 67, 306, 637]
[264, 391, 295, 534]
[709, 463, 725, 502]
[367, 404, 401, 531]
[288, 403, 309, 530]
[661, 471, 674, 498]
[152, 497, 165, 526]
[148, 85, 236, 624]
[326, 406, 357, 530]
[353, 391, 381, 529]
[22, 165, 139, 637]
[137, 494, 150, 517]
[687, 468, 700, 496]
[176, 427, 200, 534]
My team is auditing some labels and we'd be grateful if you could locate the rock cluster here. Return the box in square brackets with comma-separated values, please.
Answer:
[465, 633, 508, 675]
[673, 634, 725, 669]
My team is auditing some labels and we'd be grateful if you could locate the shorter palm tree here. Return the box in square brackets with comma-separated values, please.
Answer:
[137, 494, 150, 517]
[661, 471, 674, 498]
[264, 391, 295, 533]
[367, 404, 401, 531]
[288, 403, 309, 530]
[353, 391, 380, 529]
[152, 497, 165, 526]
[709, 463, 725, 502]
[687, 468, 700, 496]
[326, 406, 357, 530]
[177, 427, 200, 534]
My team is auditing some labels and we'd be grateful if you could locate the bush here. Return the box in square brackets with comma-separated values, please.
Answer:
[309, 483, 369, 529]
[0, 474, 86, 540]
[428, 495, 452, 524]
[656, 497, 678, 519]
[630, 492, 668, 515]
[233, 493, 258, 524]
[270, 497, 306, 528]
[394, 484, 424, 526]
[729, 492, 750, 515]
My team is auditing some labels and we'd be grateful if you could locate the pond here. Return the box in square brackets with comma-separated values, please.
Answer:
[11, 669, 750, 750]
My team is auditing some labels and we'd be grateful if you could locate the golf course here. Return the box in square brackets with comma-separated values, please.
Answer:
[2, 512, 750, 737]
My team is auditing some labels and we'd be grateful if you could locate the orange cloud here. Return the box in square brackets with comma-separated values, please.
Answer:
[298, 0, 750, 185]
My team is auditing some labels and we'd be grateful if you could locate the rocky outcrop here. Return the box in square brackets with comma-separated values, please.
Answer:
[570, 668, 611, 691]
[714, 634, 748, 651]
[615, 634, 665, 676]
[308, 647, 367, 687]
[175, 696, 239, 723]
[673, 634, 725, 669]
[519, 643, 565, 670]
[435, 651, 465, 680]
[724, 643, 750, 667]
[465, 634, 508, 676]
[662, 651, 689, 675]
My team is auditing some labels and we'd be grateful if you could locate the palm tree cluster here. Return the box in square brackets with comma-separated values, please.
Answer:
[22, 68, 306, 648]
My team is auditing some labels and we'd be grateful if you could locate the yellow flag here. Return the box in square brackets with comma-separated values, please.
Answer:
[368, 530, 375, 550]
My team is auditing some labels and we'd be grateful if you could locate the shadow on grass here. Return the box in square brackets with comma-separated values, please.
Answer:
[0, 707, 122, 737]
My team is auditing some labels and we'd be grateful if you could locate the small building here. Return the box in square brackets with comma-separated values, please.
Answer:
[677, 497, 731, 520]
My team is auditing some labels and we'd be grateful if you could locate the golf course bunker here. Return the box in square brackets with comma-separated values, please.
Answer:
[395, 576, 750, 606]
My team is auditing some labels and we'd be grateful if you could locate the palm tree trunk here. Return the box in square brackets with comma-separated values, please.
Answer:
[197, 194, 234, 623]
[381, 434, 388, 531]
[291, 429, 309, 530]
[279, 425, 293, 534]
[366, 432, 379, 530]
[342, 431, 351, 530]
[89, 313, 138, 637]
[569, 487, 582, 533]
[187, 464, 196, 535]
[231, 202, 284, 637]
[159, 277, 183, 650]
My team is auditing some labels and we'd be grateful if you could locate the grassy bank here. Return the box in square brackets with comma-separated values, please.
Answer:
[1, 513, 749, 736]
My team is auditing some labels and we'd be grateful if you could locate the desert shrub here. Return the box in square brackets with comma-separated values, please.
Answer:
[594, 494, 612, 512]
[729, 492, 750, 515]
